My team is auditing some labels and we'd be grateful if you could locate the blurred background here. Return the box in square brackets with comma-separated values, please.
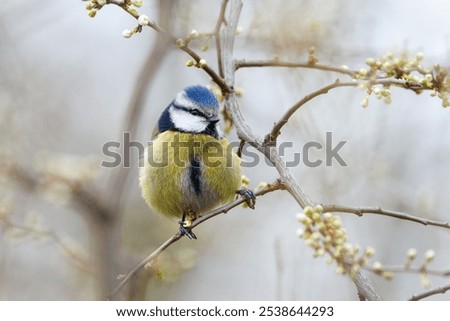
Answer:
[1, 0, 449, 300]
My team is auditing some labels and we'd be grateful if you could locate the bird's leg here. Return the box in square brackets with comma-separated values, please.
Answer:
[236, 188, 256, 209]
[178, 211, 197, 239]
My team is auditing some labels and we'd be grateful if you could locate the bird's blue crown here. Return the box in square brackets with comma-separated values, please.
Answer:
[183, 85, 219, 109]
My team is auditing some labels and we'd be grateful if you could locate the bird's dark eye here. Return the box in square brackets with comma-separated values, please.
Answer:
[190, 110, 201, 116]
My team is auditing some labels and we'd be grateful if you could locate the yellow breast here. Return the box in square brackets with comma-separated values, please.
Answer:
[139, 131, 242, 219]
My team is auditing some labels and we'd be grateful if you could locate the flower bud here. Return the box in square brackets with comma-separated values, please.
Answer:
[138, 15, 150, 26]
[122, 29, 133, 38]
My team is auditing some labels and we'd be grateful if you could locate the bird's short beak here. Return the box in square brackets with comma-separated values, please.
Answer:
[209, 116, 220, 123]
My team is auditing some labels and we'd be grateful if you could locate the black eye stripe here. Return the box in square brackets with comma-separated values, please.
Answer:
[172, 102, 208, 119]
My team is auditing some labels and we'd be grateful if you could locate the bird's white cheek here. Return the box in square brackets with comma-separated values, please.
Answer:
[170, 108, 207, 133]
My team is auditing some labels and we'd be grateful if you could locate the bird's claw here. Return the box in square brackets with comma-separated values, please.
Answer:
[237, 188, 256, 209]
[178, 220, 197, 239]
[178, 215, 197, 240]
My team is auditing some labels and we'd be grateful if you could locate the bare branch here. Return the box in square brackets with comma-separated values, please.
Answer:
[265, 80, 357, 145]
[409, 285, 450, 301]
[349, 267, 382, 301]
[107, 233, 181, 300]
[177, 42, 231, 93]
[235, 58, 356, 77]
[106, 0, 124, 6]
[364, 265, 450, 277]
[106, 0, 165, 33]
[266, 77, 432, 144]
[214, 0, 229, 78]
[191, 180, 285, 227]
[323, 204, 450, 230]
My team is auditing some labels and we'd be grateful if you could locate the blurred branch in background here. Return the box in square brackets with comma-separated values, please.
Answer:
[104, 0, 175, 299]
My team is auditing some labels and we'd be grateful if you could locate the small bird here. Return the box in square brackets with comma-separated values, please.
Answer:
[139, 85, 255, 239]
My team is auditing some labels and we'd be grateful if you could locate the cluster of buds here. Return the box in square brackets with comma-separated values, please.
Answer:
[85, 0, 107, 18]
[181, 29, 213, 53]
[84, 0, 146, 37]
[406, 248, 436, 288]
[185, 27, 243, 53]
[297, 205, 377, 276]
[420, 249, 435, 288]
[370, 261, 394, 281]
[122, 13, 150, 38]
[308, 46, 319, 65]
[86, 0, 143, 18]
[357, 52, 450, 108]
[186, 29, 209, 43]
[185, 59, 207, 69]
[370, 248, 437, 287]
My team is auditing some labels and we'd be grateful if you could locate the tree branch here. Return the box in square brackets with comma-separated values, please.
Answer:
[266, 77, 431, 144]
[365, 265, 450, 277]
[235, 58, 356, 77]
[177, 42, 231, 93]
[323, 204, 450, 230]
[409, 284, 450, 301]
[214, 0, 229, 78]
[265, 80, 356, 144]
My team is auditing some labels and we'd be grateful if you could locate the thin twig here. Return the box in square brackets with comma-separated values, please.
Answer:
[108, 0, 230, 93]
[214, 0, 229, 78]
[107, 233, 182, 300]
[235, 58, 356, 77]
[265, 80, 357, 144]
[364, 265, 450, 277]
[266, 77, 430, 144]
[323, 204, 450, 230]
[177, 43, 230, 93]
[107, 181, 285, 299]
[409, 284, 450, 301]
[192, 180, 285, 227]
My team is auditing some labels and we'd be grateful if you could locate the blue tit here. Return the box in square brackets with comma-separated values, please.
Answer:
[139, 85, 255, 239]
